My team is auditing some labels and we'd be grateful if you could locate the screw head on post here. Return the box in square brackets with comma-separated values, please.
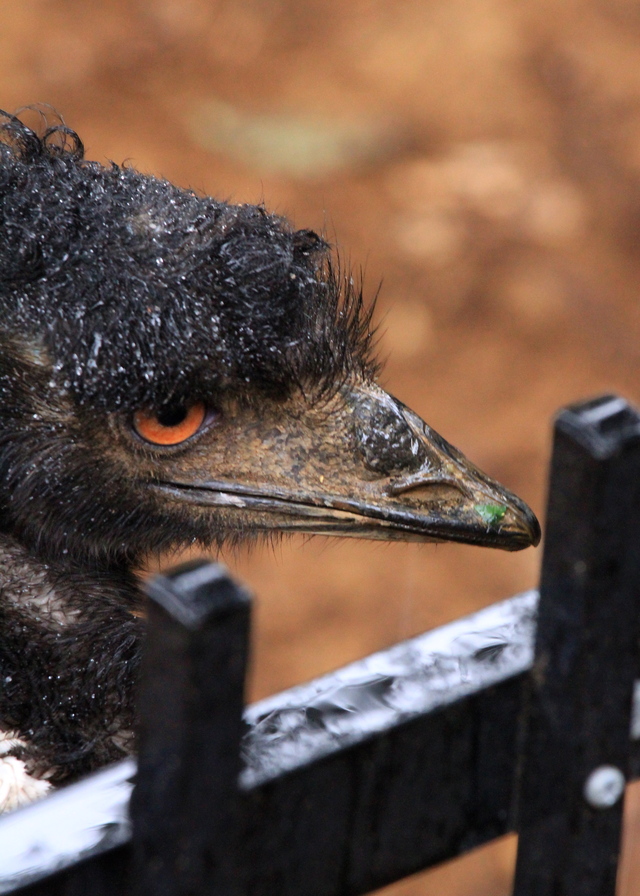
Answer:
[583, 765, 626, 809]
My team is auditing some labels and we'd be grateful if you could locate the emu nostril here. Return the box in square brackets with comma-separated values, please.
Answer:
[353, 394, 427, 475]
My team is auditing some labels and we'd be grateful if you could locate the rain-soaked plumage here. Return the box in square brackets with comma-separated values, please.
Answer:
[0, 110, 540, 810]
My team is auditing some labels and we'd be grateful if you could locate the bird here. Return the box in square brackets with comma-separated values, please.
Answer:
[0, 109, 540, 811]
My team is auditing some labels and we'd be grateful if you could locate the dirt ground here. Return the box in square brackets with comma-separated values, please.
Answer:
[4, 0, 640, 892]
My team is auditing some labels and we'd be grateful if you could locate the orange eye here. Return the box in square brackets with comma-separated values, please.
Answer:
[132, 402, 207, 446]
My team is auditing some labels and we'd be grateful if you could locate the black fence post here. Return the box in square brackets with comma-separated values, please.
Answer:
[513, 396, 640, 896]
[130, 560, 251, 896]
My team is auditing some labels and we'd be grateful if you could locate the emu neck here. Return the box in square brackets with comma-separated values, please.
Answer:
[0, 534, 144, 782]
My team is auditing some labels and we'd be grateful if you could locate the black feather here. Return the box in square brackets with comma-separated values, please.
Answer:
[0, 110, 378, 414]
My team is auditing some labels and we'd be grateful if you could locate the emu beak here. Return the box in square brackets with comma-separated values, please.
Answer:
[156, 383, 540, 551]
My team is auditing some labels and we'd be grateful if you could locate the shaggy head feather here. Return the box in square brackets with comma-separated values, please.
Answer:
[0, 111, 377, 413]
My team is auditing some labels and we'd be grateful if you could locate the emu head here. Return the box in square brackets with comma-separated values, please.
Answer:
[0, 112, 540, 569]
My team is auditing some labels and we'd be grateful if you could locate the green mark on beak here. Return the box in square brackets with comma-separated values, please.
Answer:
[475, 503, 508, 525]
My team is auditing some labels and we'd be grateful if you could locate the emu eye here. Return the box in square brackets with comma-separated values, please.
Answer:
[132, 402, 207, 446]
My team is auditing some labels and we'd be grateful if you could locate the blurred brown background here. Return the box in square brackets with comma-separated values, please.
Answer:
[4, 0, 640, 892]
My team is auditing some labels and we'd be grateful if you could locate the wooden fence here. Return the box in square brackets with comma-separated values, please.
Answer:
[2, 393, 640, 895]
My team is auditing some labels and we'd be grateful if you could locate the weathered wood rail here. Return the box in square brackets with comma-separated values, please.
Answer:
[2, 394, 640, 896]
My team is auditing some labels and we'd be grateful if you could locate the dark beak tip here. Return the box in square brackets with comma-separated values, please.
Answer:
[507, 506, 541, 550]
[516, 496, 542, 548]
[530, 514, 542, 548]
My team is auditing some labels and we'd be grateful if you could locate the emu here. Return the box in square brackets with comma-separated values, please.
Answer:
[0, 111, 539, 810]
